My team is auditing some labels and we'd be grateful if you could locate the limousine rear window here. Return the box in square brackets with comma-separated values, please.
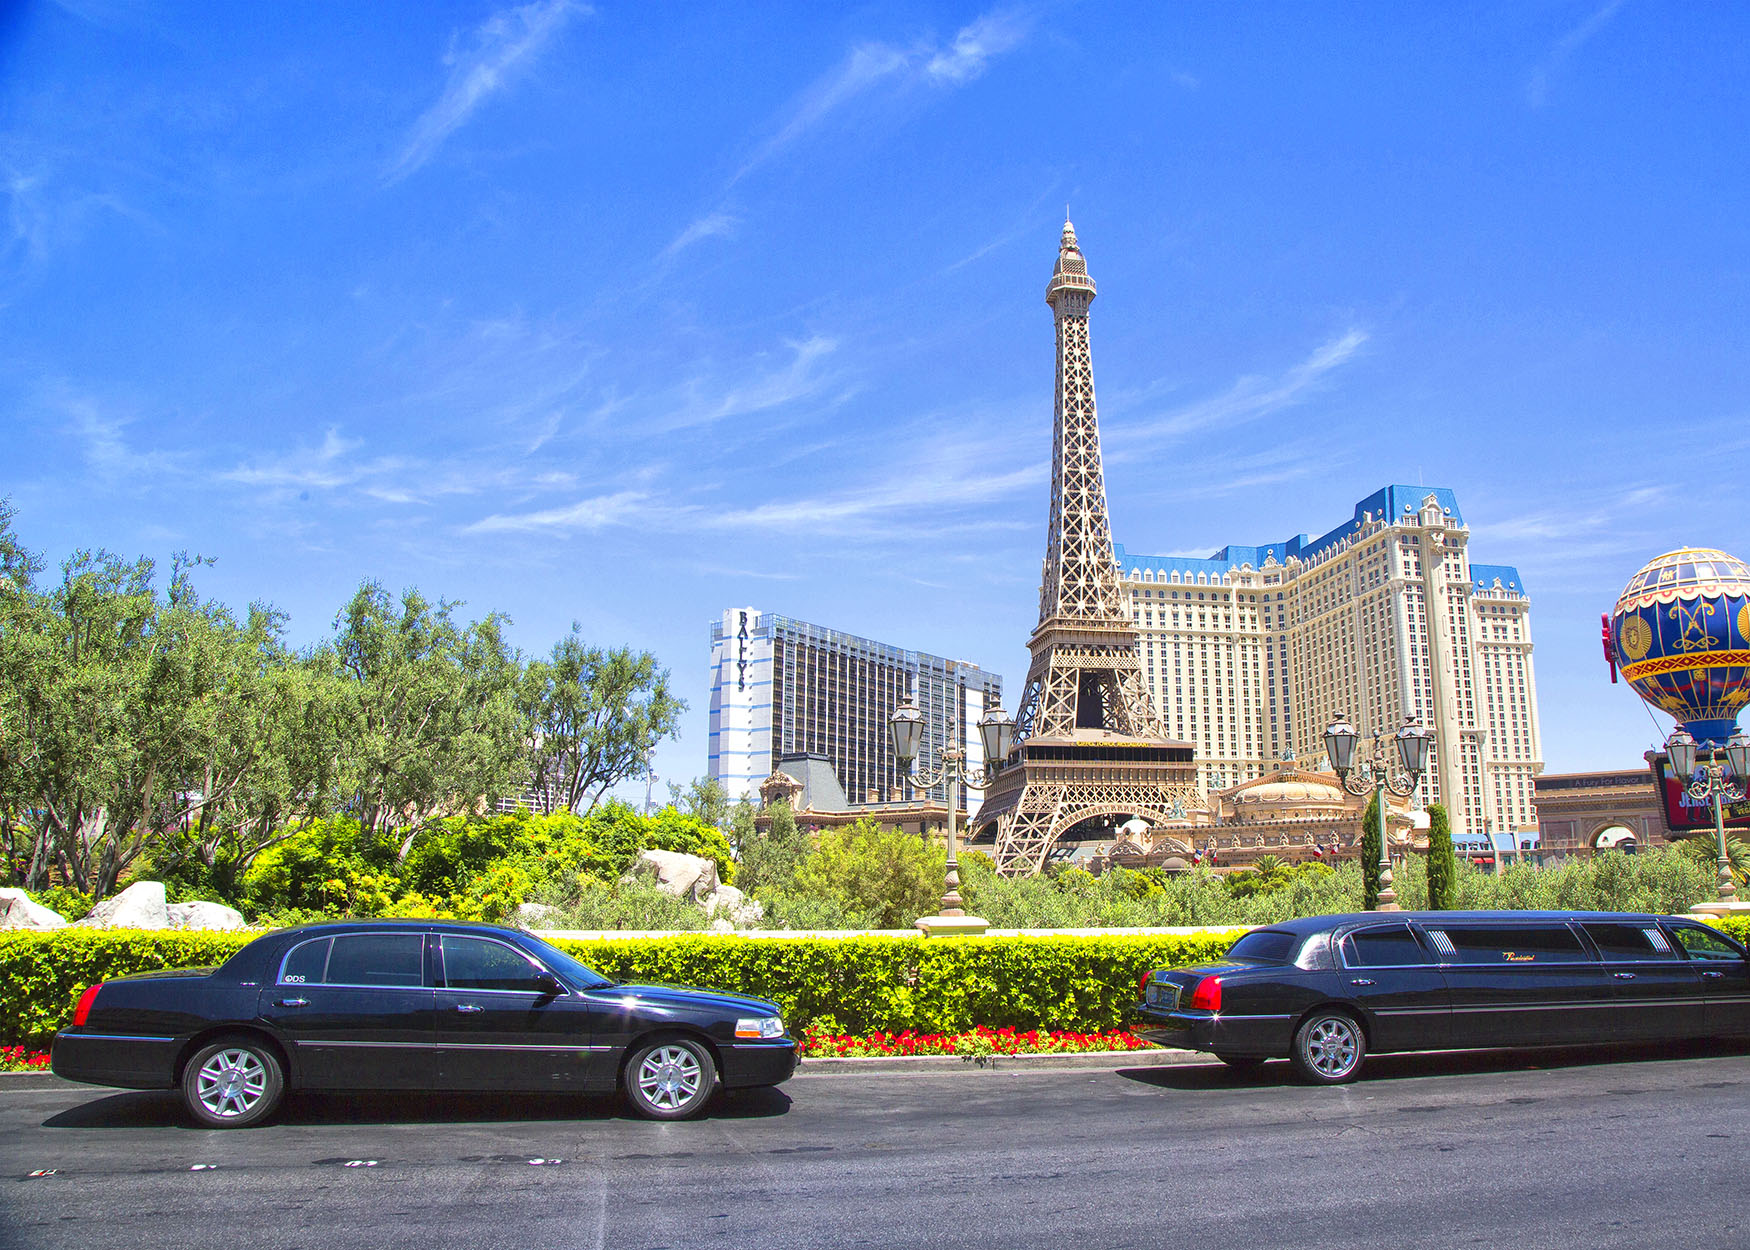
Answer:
[1342, 925, 1430, 968]
[1429, 926, 1586, 965]
[1226, 930, 1297, 964]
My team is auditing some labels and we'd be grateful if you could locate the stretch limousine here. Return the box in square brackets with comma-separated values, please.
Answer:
[1133, 910, 1750, 1084]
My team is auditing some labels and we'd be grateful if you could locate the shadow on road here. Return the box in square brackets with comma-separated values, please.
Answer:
[1116, 1037, 1750, 1091]
[43, 1084, 791, 1130]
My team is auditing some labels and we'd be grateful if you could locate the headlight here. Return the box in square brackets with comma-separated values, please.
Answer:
[734, 1016, 785, 1039]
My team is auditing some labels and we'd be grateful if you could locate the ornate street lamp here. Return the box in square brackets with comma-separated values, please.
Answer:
[1326, 714, 1433, 912]
[889, 697, 1015, 935]
[1668, 725, 1750, 910]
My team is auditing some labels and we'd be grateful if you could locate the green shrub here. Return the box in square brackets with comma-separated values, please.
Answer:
[785, 819, 944, 929]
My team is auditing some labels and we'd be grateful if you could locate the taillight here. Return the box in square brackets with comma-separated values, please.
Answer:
[1188, 976, 1222, 1012]
[1138, 970, 1154, 1000]
[72, 983, 103, 1027]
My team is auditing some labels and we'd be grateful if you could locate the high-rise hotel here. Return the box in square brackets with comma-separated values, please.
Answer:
[1116, 485, 1541, 839]
[708, 609, 1003, 812]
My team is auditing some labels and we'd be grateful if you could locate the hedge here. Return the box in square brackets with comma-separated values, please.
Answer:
[8, 914, 1747, 1048]
[0, 929, 1241, 1046]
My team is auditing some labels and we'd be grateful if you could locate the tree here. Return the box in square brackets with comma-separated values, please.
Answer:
[322, 581, 527, 845]
[736, 799, 810, 896]
[788, 818, 944, 929]
[669, 775, 730, 833]
[520, 627, 684, 815]
[1676, 831, 1750, 886]
[1425, 803, 1457, 910]
[1361, 791, 1382, 910]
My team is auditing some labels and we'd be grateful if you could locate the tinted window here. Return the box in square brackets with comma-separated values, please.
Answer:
[1226, 930, 1298, 963]
[1433, 926, 1586, 965]
[1667, 924, 1747, 962]
[280, 937, 331, 984]
[442, 936, 550, 993]
[325, 934, 425, 987]
[1342, 925, 1429, 967]
[1582, 923, 1673, 961]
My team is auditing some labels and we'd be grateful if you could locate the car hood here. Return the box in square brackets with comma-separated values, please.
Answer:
[587, 983, 781, 1016]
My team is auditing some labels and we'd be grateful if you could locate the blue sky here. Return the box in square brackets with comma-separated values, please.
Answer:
[4, 1, 1748, 797]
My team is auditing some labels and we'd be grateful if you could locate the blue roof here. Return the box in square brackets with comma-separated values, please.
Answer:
[1116, 485, 1500, 584]
[1470, 563, 1527, 595]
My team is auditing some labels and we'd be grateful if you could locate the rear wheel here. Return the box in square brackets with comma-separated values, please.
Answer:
[1214, 1052, 1267, 1073]
[1291, 1010, 1365, 1084]
[181, 1036, 284, 1128]
[624, 1037, 717, 1120]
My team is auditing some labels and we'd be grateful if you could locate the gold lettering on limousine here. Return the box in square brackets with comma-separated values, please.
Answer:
[1503, 953, 1533, 962]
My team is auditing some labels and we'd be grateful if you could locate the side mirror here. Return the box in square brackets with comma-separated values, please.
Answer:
[535, 972, 565, 997]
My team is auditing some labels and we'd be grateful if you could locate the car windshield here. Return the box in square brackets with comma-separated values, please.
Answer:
[1225, 930, 1298, 964]
[519, 934, 616, 989]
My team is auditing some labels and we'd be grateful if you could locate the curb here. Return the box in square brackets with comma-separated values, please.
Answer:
[793, 1047, 1208, 1075]
[0, 1071, 69, 1091]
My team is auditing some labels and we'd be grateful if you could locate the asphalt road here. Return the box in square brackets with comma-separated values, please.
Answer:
[4, 1042, 1748, 1250]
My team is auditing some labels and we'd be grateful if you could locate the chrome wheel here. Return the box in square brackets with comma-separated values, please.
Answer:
[181, 1036, 284, 1128]
[636, 1044, 703, 1111]
[1292, 1011, 1365, 1084]
[196, 1047, 270, 1118]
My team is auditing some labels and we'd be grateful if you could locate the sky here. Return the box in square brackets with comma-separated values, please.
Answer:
[3, 1, 1748, 800]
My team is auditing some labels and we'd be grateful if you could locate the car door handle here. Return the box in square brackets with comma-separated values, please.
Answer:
[1613, 972, 1637, 980]
[1703, 971, 1725, 980]
[455, 1003, 484, 1013]
[1349, 978, 1376, 987]
[277, 998, 308, 1008]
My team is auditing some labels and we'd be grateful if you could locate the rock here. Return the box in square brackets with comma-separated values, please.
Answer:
[76, 880, 170, 929]
[516, 902, 558, 926]
[0, 888, 68, 931]
[167, 900, 246, 932]
[703, 884, 764, 928]
[627, 849, 719, 901]
[708, 917, 735, 934]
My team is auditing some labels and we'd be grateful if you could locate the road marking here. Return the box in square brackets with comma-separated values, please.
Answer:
[526, 1158, 561, 1166]
[344, 1160, 378, 1168]
[189, 1164, 218, 1171]
[26, 1169, 56, 1178]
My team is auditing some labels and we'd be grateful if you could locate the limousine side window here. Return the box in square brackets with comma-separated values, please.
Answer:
[1666, 924, 1747, 962]
[1340, 925, 1430, 967]
[441, 935, 554, 993]
[1581, 923, 1675, 961]
[280, 937, 332, 984]
[322, 934, 425, 987]
[1428, 925, 1586, 964]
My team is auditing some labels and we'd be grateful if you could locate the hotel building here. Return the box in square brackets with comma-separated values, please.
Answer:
[1116, 486, 1541, 840]
[707, 608, 1003, 812]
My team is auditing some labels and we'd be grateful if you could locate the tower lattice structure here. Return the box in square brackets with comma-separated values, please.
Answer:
[974, 222, 1204, 874]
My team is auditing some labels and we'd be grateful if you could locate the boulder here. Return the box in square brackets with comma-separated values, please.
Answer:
[516, 902, 558, 927]
[628, 849, 719, 901]
[708, 917, 735, 934]
[703, 884, 764, 929]
[167, 900, 246, 932]
[0, 888, 68, 931]
[76, 880, 170, 929]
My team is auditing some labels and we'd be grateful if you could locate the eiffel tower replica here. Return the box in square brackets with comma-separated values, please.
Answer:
[973, 221, 1203, 875]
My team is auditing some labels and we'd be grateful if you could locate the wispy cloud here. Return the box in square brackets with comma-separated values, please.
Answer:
[730, 7, 1031, 185]
[463, 488, 655, 534]
[1528, 0, 1628, 107]
[58, 391, 187, 482]
[1114, 329, 1369, 447]
[661, 211, 740, 260]
[646, 335, 843, 434]
[385, 0, 586, 184]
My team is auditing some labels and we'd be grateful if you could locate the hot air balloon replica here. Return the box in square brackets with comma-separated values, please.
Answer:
[1606, 547, 1750, 911]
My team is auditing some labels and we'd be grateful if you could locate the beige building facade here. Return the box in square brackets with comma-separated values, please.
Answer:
[1117, 486, 1542, 841]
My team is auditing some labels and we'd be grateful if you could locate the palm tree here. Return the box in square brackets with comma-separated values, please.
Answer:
[1676, 833, 1750, 886]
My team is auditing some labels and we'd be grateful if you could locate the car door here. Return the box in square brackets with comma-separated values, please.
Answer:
[258, 931, 437, 1090]
[1423, 922, 1612, 1048]
[433, 933, 601, 1091]
[1578, 920, 1705, 1041]
[1335, 923, 1449, 1053]
[1662, 921, 1750, 1037]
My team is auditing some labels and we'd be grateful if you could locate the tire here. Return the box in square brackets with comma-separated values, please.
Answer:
[623, 1037, 717, 1121]
[1214, 1052, 1267, 1073]
[181, 1036, 285, 1128]
[1290, 1010, 1366, 1084]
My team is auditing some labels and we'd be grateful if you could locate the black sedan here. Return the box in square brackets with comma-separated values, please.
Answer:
[1134, 910, 1750, 1083]
[51, 920, 798, 1127]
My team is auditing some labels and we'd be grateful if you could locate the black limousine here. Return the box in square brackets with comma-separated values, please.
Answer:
[51, 920, 798, 1126]
[1134, 910, 1750, 1083]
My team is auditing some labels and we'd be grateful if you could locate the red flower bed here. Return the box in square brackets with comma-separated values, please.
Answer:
[0, 1046, 50, 1072]
[799, 1025, 1153, 1059]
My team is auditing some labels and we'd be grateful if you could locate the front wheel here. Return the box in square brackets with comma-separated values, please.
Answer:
[1290, 1011, 1366, 1084]
[181, 1036, 285, 1128]
[624, 1037, 717, 1120]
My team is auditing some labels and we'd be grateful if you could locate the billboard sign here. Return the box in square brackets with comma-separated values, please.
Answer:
[1650, 754, 1750, 834]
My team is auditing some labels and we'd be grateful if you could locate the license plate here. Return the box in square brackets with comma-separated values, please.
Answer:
[1149, 983, 1180, 1010]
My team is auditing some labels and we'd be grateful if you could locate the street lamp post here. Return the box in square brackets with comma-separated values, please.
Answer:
[1666, 725, 1750, 913]
[889, 697, 1015, 936]
[1325, 714, 1433, 912]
